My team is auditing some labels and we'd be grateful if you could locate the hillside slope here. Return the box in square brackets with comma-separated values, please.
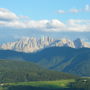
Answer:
[33, 47, 90, 76]
[0, 47, 90, 76]
[0, 60, 76, 83]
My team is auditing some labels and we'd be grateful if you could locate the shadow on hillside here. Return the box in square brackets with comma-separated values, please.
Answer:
[6, 85, 85, 90]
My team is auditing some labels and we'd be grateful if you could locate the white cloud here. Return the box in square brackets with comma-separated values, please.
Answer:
[46, 19, 65, 28]
[57, 10, 65, 14]
[57, 4, 90, 14]
[69, 8, 79, 13]
[67, 19, 90, 32]
[57, 8, 80, 14]
[0, 8, 18, 21]
[0, 8, 90, 32]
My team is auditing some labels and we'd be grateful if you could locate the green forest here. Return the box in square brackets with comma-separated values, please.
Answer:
[0, 60, 77, 83]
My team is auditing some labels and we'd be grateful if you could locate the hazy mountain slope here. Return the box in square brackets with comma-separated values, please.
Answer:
[63, 51, 90, 76]
[32, 47, 90, 76]
[0, 47, 90, 76]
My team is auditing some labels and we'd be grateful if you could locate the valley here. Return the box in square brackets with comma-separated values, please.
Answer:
[0, 46, 90, 90]
[0, 0, 90, 89]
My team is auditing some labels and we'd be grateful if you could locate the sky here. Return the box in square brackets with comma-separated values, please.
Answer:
[0, 0, 90, 43]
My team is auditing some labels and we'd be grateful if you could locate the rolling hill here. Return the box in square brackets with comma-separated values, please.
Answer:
[0, 60, 76, 83]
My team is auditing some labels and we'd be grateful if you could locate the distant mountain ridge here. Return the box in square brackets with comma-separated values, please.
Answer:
[0, 37, 90, 52]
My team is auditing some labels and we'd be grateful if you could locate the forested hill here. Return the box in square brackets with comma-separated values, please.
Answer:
[0, 60, 77, 83]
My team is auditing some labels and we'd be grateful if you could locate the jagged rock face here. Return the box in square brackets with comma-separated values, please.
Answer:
[0, 37, 90, 52]
[0, 37, 54, 52]
[74, 38, 83, 48]
[49, 38, 75, 48]
[74, 38, 90, 48]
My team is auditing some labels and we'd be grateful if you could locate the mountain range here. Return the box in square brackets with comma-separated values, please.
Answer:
[0, 37, 90, 52]
[0, 47, 90, 76]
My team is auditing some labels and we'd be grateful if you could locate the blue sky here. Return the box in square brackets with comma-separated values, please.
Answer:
[0, 0, 90, 21]
[0, 0, 90, 43]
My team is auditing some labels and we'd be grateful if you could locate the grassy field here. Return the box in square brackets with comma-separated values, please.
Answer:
[0, 78, 90, 90]
[0, 79, 77, 90]
[5, 79, 75, 88]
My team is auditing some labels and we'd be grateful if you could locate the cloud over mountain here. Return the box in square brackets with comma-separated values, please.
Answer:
[0, 8, 90, 32]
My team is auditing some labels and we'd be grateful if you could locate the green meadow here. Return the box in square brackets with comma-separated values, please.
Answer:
[1, 78, 90, 90]
[0, 79, 75, 90]
[5, 79, 75, 88]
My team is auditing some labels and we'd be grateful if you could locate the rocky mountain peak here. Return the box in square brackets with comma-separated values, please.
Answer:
[0, 37, 90, 52]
